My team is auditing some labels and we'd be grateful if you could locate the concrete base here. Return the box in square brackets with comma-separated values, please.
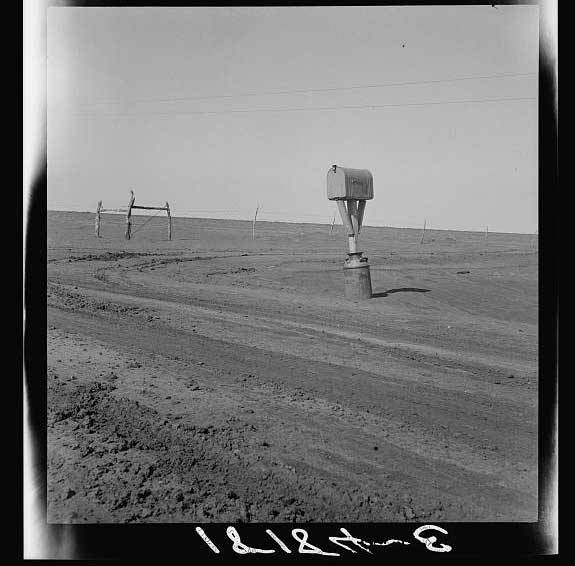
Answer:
[343, 253, 372, 300]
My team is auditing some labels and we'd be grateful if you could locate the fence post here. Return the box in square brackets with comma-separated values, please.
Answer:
[252, 205, 259, 241]
[95, 200, 102, 238]
[125, 190, 135, 240]
[166, 202, 172, 241]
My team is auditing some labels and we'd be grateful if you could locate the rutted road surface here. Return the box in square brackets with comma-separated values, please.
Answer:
[46, 212, 538, 523]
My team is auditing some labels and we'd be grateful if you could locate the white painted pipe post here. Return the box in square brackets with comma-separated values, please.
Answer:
[348, 199, 360, 253]
[336, 200, 356, 254]
[357, 200, 366, 233]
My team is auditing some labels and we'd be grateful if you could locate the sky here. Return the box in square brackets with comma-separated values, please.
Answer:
[47, 5, 539, 233]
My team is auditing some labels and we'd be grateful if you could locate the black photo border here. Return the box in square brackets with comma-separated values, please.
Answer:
[22, 0, 558, 559]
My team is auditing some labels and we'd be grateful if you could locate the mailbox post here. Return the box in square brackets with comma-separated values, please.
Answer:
[327, 165, 374, 300]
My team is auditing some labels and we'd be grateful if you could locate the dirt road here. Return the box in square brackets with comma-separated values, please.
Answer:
[45, 212, 538, 522]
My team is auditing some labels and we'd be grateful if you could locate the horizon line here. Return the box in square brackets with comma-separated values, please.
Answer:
[47, 209, 538, 236]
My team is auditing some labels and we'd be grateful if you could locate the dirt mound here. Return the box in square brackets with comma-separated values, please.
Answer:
[48, 285, 150, 318]
[67, 252, 155, 263]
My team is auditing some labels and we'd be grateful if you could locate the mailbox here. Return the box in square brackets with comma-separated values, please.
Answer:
[327, 165, 373, 201]
[327, 164, 374, 300]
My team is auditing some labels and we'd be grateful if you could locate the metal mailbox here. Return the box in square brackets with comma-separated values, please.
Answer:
[327, 165, 374, 201]
[326, 164, 374, 300]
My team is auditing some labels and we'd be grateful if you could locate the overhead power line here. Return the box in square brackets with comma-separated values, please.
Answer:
[72, 96, 536, 118]
[74, 72, 537, 107]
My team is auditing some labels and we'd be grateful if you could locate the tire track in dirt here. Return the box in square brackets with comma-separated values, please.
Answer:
[47, 281, 537, 404]
[48, 307, 537, 522]
[48, 339, 456, 523]
[59, 251, 537, 363]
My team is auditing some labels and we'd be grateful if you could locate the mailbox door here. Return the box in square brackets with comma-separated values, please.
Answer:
[343, 168, 373, 200]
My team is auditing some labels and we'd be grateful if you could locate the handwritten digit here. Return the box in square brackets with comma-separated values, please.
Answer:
[226, 526, 275, 554]
[413, 525, 452, 553]
[328, 528, 372, 554]
[266, 529, 292, 553]
[195, 527, 220, 554]
[292, 528, 340, 556]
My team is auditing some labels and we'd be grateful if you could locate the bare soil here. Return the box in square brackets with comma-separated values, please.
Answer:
[45, 211, 538, 523]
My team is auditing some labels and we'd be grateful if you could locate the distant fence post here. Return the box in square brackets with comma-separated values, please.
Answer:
[166, 202, 172, 241]
[252, 205, 259, 241]
[95, 200, 102, 238]
[125, 190, 135, 240]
